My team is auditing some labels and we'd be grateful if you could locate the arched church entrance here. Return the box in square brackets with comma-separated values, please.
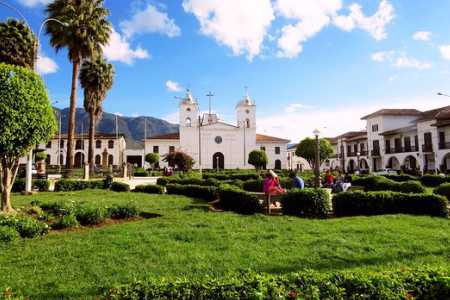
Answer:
[213, 152, 224, 170]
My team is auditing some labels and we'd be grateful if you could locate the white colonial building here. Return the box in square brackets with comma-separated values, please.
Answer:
[21, 133, 127, 168]
[328, 105, 450, 174]
[144, 90, 290, 170]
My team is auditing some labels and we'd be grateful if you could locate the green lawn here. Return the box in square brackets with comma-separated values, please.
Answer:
[1, 190, 449, 299]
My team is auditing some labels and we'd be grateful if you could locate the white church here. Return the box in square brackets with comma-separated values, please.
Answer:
[144, 90, 290, 170]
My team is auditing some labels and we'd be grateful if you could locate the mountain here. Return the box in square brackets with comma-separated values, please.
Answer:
[54, 108, 179, 149]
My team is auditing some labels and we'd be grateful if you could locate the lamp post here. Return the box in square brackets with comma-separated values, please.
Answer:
[356, 151, 361, 174]
[313, 128, 321, 188]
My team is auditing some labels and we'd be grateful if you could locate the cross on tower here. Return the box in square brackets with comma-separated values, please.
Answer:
[206, 91, 214, 123]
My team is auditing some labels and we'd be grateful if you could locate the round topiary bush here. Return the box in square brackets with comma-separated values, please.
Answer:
[110, 182, 130, 192]
[0, 225, 20, 242]
[434, 183, 450, 200]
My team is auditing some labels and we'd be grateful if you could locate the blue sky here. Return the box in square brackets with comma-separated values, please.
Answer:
[2, 0, 450, 141]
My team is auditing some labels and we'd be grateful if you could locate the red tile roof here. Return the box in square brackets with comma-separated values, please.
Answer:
[361, 109, 421, 120]
[256, 134, 290, 143]
[147, 132, 180, 140]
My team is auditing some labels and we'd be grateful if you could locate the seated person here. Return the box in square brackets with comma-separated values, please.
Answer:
[289, 171, 304, 190]
[264, 170, 285, 196]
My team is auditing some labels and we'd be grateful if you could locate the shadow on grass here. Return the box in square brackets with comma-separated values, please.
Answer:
[259, 249, 447, 274]
[182, 198, 210, 212]
[139, 212, 162, 219]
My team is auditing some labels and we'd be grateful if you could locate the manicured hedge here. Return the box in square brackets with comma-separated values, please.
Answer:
[54, 179, 106, 192]
[350, 176, 425, 193]
[133, 184, 164, 194]
[242, 178, 264, 192]
[166, 184, 218, 201]
[420, 175, 450, 187]
[12, 179, 50, 192]
[434, 183, 450, 200]
[218, 185, 262, 215]
[281, 188, 331, 218]
[203, 173, 260, 181]
[156, 177, 219, 187]
[333, 191, 449, 217]
[110, 182, 130, 192]
[106, 268, 450, 300]
[382, 174, 419, 182]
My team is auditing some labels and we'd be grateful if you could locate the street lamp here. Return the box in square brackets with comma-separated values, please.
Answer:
[356, 151, 361, 174]
[313, 128, 321, 188]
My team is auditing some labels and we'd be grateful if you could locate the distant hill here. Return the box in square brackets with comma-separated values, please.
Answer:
[54, 108, 179, 149]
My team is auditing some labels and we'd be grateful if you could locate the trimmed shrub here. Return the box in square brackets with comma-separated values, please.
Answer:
[156, 177, 170, 186]
[0, 226, 20, 242]
[218, 185, 262, 215]
[106, 268, 450, 300]
[0, 215, 49, 238]
[134, 184, 164, 194]
[52, 214, 79, 230]
[108, 203, 139, 219]
[434, 183, 450, 200]
[12, 179, 50, 192]
[382, 174, 418, 182]
[281, 188, 331, 218]
[333, 191, 449, 217]
[40, 200, 77, 216]
[242, 179, 264, 192]
[203, 173, 260, 181]
[350, 176, 425, 193]
[421, 175, 450, 187]
[54, 180, 106, 192]
[75, 204, 106, 225]
[110, 182, 130, 192]
[166, 184, 218, 201]
[133, 167, 148, 177]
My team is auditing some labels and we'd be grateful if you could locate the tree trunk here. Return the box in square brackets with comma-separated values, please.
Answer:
[66, 60, 80, 169]
[1, 159, 18, 213]
[88, 111, 96, 175]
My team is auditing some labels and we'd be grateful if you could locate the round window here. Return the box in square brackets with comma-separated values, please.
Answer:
[186, 108, 191, 112]
[215, 136, 223, 144]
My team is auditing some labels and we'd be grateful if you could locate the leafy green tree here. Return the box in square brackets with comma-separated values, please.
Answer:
[0, 63, 57, 212]
[46, 0, 111, 169]
[295, 138, 334, 171]
[79, 56, 114, 173]
[145, 153, 160, 169]
[0, 19, 37, 70]
[163, 151, 194, 171]
[248, 150, 268, 170]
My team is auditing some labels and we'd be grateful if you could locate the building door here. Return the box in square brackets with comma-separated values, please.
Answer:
[212, 152, 224, 170]
[275, 159, 282, 170]
[74, 152, 85, 168]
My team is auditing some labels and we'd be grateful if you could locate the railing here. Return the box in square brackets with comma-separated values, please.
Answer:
[347, 151, 368, 157]
[439, 142, 450, 150]
[422, 144, 433, 152]
[385, 146, 419, 154]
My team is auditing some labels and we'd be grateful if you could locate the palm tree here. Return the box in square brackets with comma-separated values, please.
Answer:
[45, 0, 111, 169]
[79, 56, 114, 173]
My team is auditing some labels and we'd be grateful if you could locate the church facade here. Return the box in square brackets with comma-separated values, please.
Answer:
[144, 90, 290, 170]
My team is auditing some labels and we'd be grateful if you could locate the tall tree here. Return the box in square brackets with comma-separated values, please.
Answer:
[0, 19, 37, 69]
[45, 0, 111, 169]
[295, 138, 334, 171]
[0, 63, 57, 212]
[79, 56, 114, 173]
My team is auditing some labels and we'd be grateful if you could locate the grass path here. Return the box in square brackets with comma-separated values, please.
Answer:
[1, 190, 449, 298]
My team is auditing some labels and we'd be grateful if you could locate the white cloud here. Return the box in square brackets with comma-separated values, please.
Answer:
[285, 103, 313, 113]
[102, 28, 150, 65]
[113, 112, 124, 117]
[338, 0, 395, 41]
[276, 0, 342, 58]
[372, 50, 432, 70]
[182, 0, 275, 60]
[439, 45, 450, 61]
[393, 55, 432, 70]
[120, 4, 181, 39]
[16, 0, 50, 7]
[412, 31, 431, 41]
[371, 50, 394, 62]
[258, 97, 450, 142]
[163, 111, 179, 124]
[276, 0, 395, 58]
[36, 53, 58, 75]
[165, 80, 183, 92]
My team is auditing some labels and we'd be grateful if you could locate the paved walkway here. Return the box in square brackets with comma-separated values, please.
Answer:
[116, 177, 159, 190]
